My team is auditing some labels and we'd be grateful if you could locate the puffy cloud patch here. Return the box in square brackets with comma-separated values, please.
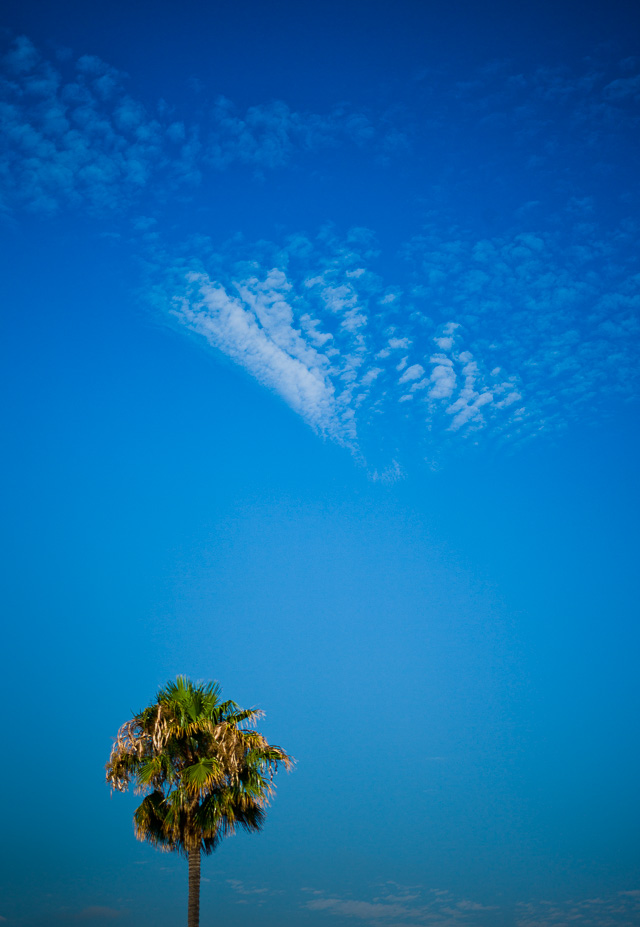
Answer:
[0, 36, 406, 214]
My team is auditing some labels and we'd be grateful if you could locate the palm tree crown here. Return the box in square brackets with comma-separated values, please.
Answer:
[106, 676, 292, 926]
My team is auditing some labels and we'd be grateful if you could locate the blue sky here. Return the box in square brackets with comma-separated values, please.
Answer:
[1, 1, 639, 925]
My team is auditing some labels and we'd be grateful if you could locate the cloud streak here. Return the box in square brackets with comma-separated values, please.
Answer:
[170, 267, 356, 445]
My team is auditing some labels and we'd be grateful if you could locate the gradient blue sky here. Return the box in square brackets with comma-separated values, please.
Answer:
[1, 1, 639, 925]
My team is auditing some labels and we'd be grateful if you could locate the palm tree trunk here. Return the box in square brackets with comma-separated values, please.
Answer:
[187, 846, 201, 927]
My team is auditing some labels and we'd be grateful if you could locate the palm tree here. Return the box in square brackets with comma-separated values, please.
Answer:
[106, 676, 292, 927]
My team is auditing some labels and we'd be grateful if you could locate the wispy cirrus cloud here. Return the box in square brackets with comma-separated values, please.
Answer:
[152, 228, 382, 450]
[0, 35, 406, 214]
[172, 267, 356, 445]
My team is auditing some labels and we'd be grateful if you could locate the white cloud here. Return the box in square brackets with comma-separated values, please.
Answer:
[447, 389, 493, 431]
[429, 364, 457, 399]
[398, 364, 425, 384]
[361, 367, 383, 386]
[171, 270, 354, 445]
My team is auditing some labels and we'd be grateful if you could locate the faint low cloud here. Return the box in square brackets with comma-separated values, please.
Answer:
[303, 884, 497, 926]
[227, 879, 272, 896]
[302, 885, 640, 927]
[516, 890, 640, 927]
[602, 74, 640, 101]
[308, 897, 414, 919]
[71, 907, 123, 921]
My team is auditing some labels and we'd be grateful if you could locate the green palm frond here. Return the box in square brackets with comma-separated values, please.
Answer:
[137, 753, 176, 789]
[181, 758, 223, 794]
[133, 792, 175, 850]
[106, 676, 293, 858]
